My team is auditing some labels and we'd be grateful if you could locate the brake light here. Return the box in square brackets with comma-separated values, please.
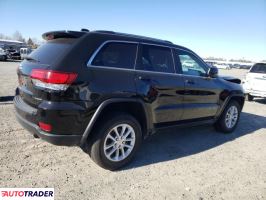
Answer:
[30, 69, 77, 91]
[39, 122, 52, 132]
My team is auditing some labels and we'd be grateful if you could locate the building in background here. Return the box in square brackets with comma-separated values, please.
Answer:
[0, 39, 28, 51]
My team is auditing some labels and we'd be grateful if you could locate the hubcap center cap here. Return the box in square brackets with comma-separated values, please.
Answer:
[117, 140, 123, 146]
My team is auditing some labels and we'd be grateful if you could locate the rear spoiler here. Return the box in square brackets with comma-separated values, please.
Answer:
[42, 30, 88, 40]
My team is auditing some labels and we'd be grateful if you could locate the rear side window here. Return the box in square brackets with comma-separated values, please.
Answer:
[137, 44, 175, 73]
[28, 38, 76, 64]
[250, 63, 266, 73]
[91, 42, 137, 69]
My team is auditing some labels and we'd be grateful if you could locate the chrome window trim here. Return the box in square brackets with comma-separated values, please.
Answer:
[88, 61, 212, 79]
[87, 40, 139, 66]
[87, 40, 211, 78]
[88, 65, 135, 72]
[135, 69, 181, 76]
[88, 65, 184, 77]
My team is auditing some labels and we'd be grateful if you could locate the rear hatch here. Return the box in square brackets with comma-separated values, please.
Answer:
[246, 63, 266, 92]
[17, 31, 85, 107]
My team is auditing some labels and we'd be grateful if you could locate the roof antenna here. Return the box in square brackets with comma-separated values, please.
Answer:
[81, 28, 89, 32]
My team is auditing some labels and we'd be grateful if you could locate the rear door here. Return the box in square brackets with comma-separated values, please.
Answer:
[174, 49, 221, 120]
[87, 41, 138, 100]
[135, 44, 184, 124]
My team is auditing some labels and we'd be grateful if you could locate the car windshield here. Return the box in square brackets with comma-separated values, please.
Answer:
[250, 63, 266, 74]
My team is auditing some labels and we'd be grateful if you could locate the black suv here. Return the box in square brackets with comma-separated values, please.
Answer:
[15, 30, 245, 170]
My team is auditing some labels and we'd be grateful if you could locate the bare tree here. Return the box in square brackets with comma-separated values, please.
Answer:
[27, 38, 34, 46]
[32, 37, 42, 45]
[12, 31, 24, 42]
[0, 33, 12, 40]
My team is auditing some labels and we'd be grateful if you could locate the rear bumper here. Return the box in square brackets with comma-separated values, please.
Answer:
[16, 111, 82, 146]
[14, 95, 84, 146]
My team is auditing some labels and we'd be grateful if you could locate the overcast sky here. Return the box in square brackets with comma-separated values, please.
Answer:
[1, 0, 265, 61]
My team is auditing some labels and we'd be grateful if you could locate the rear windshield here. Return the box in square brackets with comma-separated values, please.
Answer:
[28, 38, 76, 64]
[250, 63, 266, 73]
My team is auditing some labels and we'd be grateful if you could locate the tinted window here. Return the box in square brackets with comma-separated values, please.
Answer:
[137, 45, 175, 73]
[28, 38, 76, 64]
[177, 51, 207, 77]
[250, 63, 266, 73]
[92, 42, 137, 69]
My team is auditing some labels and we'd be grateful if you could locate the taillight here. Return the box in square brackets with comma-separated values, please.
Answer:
[30, 69, 77, 91]
[39, 122, 52, 132]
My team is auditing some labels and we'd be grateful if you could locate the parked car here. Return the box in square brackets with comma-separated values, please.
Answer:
[233, 64, 252, 70]
[6, 49, 21, 60]
[0, 48, 8, 61]
[213, 63, 231, 70]
[14, 30, 245, 170]
[240, 65, 252, 70]
[242, 63, 266, 101]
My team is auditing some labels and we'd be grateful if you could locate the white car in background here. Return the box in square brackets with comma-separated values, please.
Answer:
[20, 48, 32, 59]
[242, 63, 266, 101]
[213, 63, 231, 70]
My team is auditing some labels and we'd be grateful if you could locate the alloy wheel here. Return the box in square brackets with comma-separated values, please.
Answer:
[103, 124, 136, 162]
[225, 105, 238, 129]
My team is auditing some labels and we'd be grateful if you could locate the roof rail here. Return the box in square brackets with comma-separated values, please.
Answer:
[93, 30, 173, 45]
[94, 30, 116, 34]
[164, 40, 173, 44]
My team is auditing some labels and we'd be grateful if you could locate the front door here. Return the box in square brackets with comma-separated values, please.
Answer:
[174, 49, 221, 120]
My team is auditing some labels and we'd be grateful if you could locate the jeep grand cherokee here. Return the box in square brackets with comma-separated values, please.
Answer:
[15, 29, 245, 170]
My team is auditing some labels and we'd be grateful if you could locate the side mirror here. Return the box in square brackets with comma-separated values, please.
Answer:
[208, 67, 218, 78]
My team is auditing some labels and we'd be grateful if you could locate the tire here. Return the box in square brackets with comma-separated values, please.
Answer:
[215, 100, 240, 133]
[246, 94, 254, 101]
[86, 113, 142, 170]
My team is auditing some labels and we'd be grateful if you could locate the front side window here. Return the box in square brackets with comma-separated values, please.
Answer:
[137, 44, 175, 73]
[176, 51, 208, 77]
[91, 42, 137, 69]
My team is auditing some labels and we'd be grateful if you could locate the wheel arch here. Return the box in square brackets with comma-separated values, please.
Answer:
[80, 98, 152, 146]
[216, 94, 245, 120]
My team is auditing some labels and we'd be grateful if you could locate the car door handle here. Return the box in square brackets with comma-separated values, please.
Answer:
[138, 76, 151, 81]
[185, 80, 195, 85]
